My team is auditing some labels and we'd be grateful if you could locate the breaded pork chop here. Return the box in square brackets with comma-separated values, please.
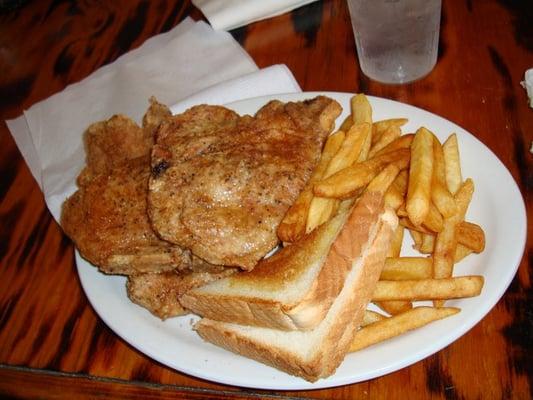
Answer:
[127, 262, 237, 319]
[61, 99, 191, 275]
[148, 96, 342, 270]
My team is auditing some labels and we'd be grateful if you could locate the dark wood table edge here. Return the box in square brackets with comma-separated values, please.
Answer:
[0, 364, 314, 399]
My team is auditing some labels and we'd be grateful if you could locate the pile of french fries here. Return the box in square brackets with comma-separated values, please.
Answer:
[277, 94, 486, 352]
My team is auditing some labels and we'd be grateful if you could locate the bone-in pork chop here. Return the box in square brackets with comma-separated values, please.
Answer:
[148, 96, 342, 270]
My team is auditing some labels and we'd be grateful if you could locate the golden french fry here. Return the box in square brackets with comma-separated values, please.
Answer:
[372, 118, 408, 145]
[380, 227, 412, 315]
[387, 225, 404, 258]
[380, 257, 433, 280]
[408, 228, 423, 251]
[457, 221, 485, 253]
[431, 181, 458, 219]
[278, 131, 345, 242]
[350, 307, 460, 352]
[455, 244, 474, 262]
[363, 163, 401, 196]
[351, 93, 372, 125]
[323, 123, 371, 177]
[368, 126, 402, 158]
[372, 276, 484, 301]
[422, 202, 444, 233]
[362, 310, 387, 327]
[357, 125, 373, 162]
[433, 178, 475, 305]
[306, 125, 373, 232]
[400, 217, 432, 234]
[454, 178, 474, 220]
[339, 114, 353, 132]
[432, 216, 458, 284]
[419, 233, 435, 254]
[443, 133, 462, 195]
[306, 197, 339, 233]
[376, 301, 413, 316]
[314, 148, 409, 199]
[384, 184, 405, 211]
[371, 133, 414, 158]
[392, 169, 409, 197]
[406, 127, 434, 226]
[431, 136, 457, 217]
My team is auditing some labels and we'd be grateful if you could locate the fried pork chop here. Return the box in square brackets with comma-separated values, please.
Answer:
[61, 99, 193, 275]
[127, 261, 237, 319]
[148, 96, 342, 270]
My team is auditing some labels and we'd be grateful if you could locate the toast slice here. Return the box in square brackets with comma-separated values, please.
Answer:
[180, 188, 389, 331]
[194, 207, 398, 382]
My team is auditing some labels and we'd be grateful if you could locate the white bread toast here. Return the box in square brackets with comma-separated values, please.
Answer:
[194, 207, 397, 382]
[180, 189, 389, 331]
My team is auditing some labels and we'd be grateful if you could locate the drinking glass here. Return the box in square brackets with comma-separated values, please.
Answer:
[347, 0, 442, 84]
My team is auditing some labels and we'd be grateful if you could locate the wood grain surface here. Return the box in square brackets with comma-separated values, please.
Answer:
[0, 0, 531, 399]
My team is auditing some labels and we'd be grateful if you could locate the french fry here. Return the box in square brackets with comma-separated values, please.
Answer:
[422, 202, 444, 233]
[306, 197, 339, 233]
[455, 244, 474, 262]
[376, 301, 413, 315]
[365, 163, 401, 196]
[362, 310, 387, 327]
[419, 233, 435, 254]
[408, 228, 423, 251]
[372, 276, 484, 301]
[387, 225, 404, 257]
[306, 124, 372, 232]
[432, 217, 458, 301]
[384, 184, 405, 211]
[278, 131, 345, 242]
[400, 217, 433, 234]
[368, 125, 402, 158]
[372, 118, 408, 145]
[433, 178, 474, 296]
[379, 226, 412, 315]
[350, 307, 460, 352]
[351, 93, 372, 125]
[339, 114, 353, 132]
[457, 221, 485, 253]
[406, 127, 434, 226]
[392, 169, 409, 197]
[454, 178, 474, 219]
[313, 148, 410, 199]
[371, 133, 414, 158]
[323, 123, 372, 177]
[380, 257, 433, 280]
[403, 216, 482, 255]
[432, 137, 457, 217]
[443, 133, 462, 195]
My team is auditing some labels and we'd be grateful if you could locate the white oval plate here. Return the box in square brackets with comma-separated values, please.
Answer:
[77, 92, 526, 390]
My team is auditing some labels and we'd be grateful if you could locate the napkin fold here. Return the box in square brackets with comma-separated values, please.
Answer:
[192, 0, 319, 31]
[6, 17, 301, 223]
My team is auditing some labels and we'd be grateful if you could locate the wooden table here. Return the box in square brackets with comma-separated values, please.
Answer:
[0, 1, 531, 398]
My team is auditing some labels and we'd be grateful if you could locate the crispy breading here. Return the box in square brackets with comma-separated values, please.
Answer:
[61, 100, 189, 275]
[148, 96, 342, 270]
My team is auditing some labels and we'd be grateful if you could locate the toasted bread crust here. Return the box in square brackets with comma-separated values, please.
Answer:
[181, 191, 386, 330]
[195, 209, 397, 381]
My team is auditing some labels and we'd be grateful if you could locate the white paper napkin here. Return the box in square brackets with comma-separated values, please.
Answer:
[5, 18, 301, 223]
[520, 68, 533, 108]
[192, 0, 320, 31]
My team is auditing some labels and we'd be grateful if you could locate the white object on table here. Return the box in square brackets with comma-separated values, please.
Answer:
[192, 0, 319, 30]
[520, 68, 533, 108]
